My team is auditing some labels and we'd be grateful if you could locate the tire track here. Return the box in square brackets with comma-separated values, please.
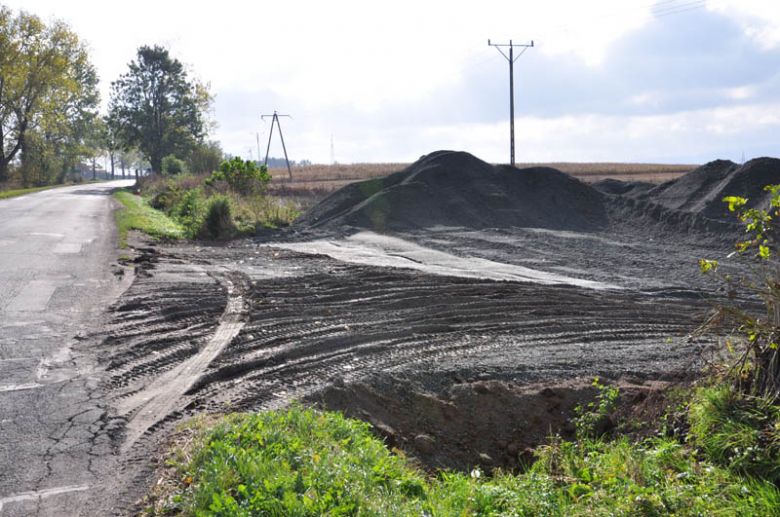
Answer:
[114, 270, 249, 452]
[98, 248, 711, 451]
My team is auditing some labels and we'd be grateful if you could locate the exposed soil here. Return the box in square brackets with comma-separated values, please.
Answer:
[307, 374, 671, 473]
[93, 151, 778, 512]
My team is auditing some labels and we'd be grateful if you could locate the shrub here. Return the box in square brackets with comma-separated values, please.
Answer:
[700, 184, 780, 400]
[174, 188, 206, 239]
[205, 157, 271, 195]
[200, 194, 235, 239]
[162, 154, 185, 175]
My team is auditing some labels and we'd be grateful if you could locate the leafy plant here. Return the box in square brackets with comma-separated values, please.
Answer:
[700, 184, 780, 400]
[205, 157, 271, 195]
[173, 188, 205, 238]
[162, 154, 185, 175]
[573, 378, 620, 439]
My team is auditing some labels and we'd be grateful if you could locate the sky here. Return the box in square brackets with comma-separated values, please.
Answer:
[7, 0, 780, 164]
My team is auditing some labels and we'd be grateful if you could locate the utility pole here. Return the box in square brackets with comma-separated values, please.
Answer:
[488, 39, 533, 166]
[249, 132, 261, 165]
[261, 111, 293, 180]
[330, 134, 336, 165]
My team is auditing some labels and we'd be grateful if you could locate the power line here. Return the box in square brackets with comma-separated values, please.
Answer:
[261, 111, 293, 180]
[488, 39, 534, 166]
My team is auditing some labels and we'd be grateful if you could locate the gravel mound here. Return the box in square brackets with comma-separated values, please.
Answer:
[296, 151, 608, 232]
[643, 158, 780, 220]
[594, 158, 780, 240]
[592, 178, 655, 197]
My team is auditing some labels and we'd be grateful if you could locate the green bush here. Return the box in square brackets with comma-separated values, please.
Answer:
[174, 188, 206, 239]
[201, 194, 235, 239]
[162, 154, 185, 175]
[205, 157, 271, 195]
[700, 184, 780, 400]
[149, 179, 183, 212]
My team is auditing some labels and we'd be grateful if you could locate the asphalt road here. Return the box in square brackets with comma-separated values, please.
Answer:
[0, 181, 133, 516]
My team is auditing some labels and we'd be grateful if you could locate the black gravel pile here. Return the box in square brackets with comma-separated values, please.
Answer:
[643, 158, 780, 221]
[295, 150, 608, 232]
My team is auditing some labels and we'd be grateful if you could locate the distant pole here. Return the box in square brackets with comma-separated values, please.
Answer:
[261, 111, 293, 180]
[488, 38, 533, 166]
[249, 132, 261, 165]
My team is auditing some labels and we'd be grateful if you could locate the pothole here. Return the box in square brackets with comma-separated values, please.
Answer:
[307, 373, 669, 472]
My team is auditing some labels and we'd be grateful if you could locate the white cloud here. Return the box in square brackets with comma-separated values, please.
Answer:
[711, 0, 780, 49]
[6, 1, 780, 163]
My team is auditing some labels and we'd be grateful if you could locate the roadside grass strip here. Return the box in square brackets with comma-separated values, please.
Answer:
[114, 189, 185, 247]
[152, 402, 780, 516]
[0, 184, 69, 199]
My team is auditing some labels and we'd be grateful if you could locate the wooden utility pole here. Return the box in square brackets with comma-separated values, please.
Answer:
[488, 39, 533, 166]
[261, 111, 293, 180]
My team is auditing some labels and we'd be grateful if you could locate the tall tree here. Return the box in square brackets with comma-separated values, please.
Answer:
[109, 45, 210, 174]
[0, 7, 98, 182]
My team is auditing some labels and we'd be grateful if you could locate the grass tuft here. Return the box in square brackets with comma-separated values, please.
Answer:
[113, 189, 185, 248]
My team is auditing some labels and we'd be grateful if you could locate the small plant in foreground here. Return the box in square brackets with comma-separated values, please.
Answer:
[573, 378, 619, 439]
[700, 184, 780, 400]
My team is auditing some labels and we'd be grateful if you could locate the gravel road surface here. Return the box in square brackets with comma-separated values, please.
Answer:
[0, 181, 133, 516]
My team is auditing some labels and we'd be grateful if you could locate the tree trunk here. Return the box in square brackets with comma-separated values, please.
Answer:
[92, 158, 96, 180]
[110, 152, 115, 179]
[121, 158, 125, 179]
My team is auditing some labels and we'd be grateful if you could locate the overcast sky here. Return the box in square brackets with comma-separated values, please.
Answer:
[8, 0, 780, 164]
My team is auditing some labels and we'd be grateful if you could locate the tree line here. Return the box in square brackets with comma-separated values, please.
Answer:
[0, 6, 222, 188]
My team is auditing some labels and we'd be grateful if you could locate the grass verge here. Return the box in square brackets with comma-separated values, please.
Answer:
[145, 395, 780, 516]
[0, 183, 70, 200]
[113, 189, 185, 248]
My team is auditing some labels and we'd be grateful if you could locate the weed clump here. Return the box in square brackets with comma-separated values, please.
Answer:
[200, 194, 235, 239]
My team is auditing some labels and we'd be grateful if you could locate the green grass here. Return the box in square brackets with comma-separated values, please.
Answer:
[113, 189, 185, 248]
[0, 183, 70, 199]
[151, 402, 780, 516]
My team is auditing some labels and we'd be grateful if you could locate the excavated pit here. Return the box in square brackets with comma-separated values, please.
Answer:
[307, 374, 672, 472]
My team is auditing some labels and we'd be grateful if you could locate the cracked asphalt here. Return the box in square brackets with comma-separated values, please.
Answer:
[0, 181, 133, 516]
